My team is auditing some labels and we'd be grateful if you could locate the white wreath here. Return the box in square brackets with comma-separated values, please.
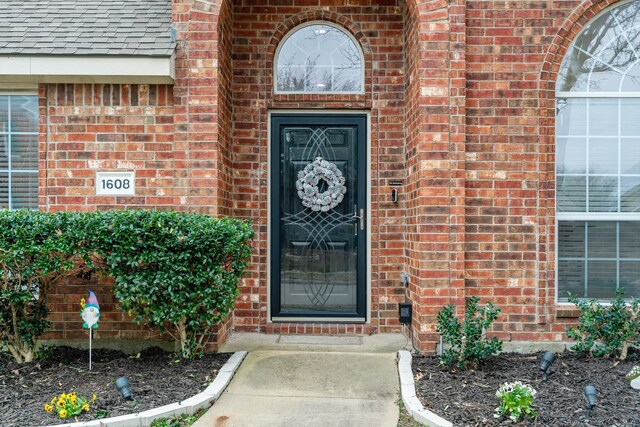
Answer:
[296, 157, 347, 212]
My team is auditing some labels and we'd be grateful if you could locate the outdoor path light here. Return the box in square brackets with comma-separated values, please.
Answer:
[116, 377, 133, 400]
[584, 385, 596, 421]
[539, 351, 555, 381]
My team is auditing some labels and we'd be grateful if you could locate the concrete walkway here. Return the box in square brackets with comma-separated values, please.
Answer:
[193, 333, 406, 427]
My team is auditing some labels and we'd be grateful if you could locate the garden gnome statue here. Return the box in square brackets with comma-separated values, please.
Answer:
[81, 290, 100, 329]
[81, 290, 100, 370]
[627, 366, 640, 390]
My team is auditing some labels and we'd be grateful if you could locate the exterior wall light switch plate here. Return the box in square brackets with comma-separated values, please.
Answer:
[399, 303, 412, 324]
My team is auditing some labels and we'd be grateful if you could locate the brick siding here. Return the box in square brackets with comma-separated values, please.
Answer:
[37, 0, 618, 351]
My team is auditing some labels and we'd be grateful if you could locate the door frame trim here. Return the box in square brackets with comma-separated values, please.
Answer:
[267, 110, 371, 323]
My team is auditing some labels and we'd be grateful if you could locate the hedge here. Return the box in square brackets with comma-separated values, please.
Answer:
[0, 209, 254, 362]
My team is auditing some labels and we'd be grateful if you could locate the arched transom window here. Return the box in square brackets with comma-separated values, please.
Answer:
[275, 23, 364, 94]
[556, 0, 640, 300]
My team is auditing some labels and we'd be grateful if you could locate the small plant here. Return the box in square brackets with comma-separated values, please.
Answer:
[566, 290, 640, 360]
[494, 381, 537, 422]
[436, 296, 503, 369]
[35, 344, 54, 361]
[150, 408, 206, 426]
[44, 392, 96, 420]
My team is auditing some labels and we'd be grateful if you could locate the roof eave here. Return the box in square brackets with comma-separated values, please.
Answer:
[0, 54, 175, 84]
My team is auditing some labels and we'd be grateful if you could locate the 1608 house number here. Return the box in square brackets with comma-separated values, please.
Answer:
[95, 172, 135, 196]
[100, 178, 131, 190]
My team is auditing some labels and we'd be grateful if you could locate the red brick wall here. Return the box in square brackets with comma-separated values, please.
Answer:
[403, 0, 420, 343]
[36, 0, 626, 350]
[42, 84, 176, 212]
[465, 0, 555, 344]
[40, 83, 177, 342]
[179, 0, 230, 216]
[403, 0, 468, 350]
[461, 0, 622, 345]
[41, 0, 236, 346]
[402, 0, 629, 350]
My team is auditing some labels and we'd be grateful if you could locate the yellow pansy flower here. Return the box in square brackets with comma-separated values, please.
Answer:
[92, 394, 97, 402]
[57, 399, 65, 407]
[60, 393, 66, 399]
[70, 395, 77, 404]
[51, 396, 57, 404]
[81, 403, 90, 411]
[44, 404, 53, 413]
[59, 408, 67, 418]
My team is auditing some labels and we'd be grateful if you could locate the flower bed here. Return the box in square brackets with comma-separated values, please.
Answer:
[412, 350, 639, 426]
[0, 346, 230, 426]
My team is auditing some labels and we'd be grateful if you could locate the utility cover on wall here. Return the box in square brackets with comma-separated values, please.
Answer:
[399, 303, 412, 324]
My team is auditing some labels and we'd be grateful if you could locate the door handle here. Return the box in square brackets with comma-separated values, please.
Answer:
[352, 208, 365, 231]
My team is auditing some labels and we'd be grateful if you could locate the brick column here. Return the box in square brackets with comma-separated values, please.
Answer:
[173, 0, 235, 349]
[404, 0, 466, 351]
[173, 0, 233, 216]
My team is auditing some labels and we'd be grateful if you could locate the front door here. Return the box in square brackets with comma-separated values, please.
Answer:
[270, 114, 367, 319]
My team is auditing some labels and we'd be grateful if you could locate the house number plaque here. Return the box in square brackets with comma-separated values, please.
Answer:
[95, 172, 135, 196]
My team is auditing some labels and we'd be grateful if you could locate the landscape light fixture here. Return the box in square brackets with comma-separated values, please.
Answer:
[539, 351, 556, 381]
[583, 385, 596, 420]
[115, 377, 133, 400]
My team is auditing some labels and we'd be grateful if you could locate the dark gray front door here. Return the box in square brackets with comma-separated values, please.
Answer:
[270, 114, 367, 319]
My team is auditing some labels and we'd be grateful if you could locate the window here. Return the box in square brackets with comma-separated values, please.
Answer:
[275, 23, 364, 94]
[556, 1, 640, 300]
[0, 95, 38, 209]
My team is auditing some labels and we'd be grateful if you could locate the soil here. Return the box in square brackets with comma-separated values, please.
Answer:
[0, 346, 230, 426]
[412, 350, 640, 427]
[4, 345, 639, 427]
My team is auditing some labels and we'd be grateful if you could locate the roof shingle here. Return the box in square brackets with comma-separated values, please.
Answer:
[0, 0, 175, 56]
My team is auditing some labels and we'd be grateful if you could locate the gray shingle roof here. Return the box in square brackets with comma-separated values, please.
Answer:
[0, 0, 175, 56]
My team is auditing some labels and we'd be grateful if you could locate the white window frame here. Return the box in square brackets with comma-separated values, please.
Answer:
[556, 1, 640, 302]
[556, 95, 640, 302]
[0, 92, 39, 210]
[274, 21, 365, 95]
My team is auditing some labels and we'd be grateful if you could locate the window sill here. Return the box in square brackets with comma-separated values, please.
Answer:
[555, 306, 580, 318]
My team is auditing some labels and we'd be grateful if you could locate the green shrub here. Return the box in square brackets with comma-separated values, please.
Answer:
[93, 210, 254, 359]
[0, 210, 94, 363]
[566, 290, 640, 360]
[436, 296, 503, 369]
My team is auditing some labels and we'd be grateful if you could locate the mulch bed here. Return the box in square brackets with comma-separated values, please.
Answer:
[0, 346, 230, 426]
[412, 350, 640, 427]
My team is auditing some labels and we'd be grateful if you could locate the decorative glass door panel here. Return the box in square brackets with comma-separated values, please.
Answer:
[270, 114, 366, 318]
